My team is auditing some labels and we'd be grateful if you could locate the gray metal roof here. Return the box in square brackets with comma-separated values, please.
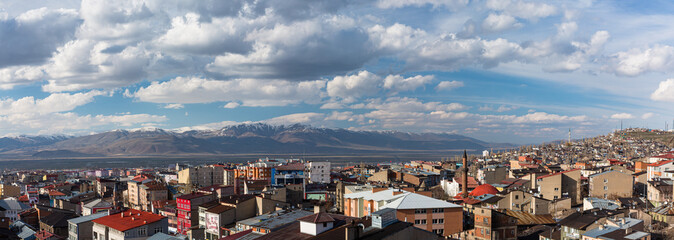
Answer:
[67, 212, 109, 224]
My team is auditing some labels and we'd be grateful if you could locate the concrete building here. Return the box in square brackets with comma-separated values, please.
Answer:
[0, 184, 21, 198]
[473, 207, 518, 240]
[381, 192, 464, 237]
[67, 212, 109, 240]
[588, 170, 633, 200]
[535, 169, 582, 205]
[92, 209, 168, 240]
[477, 166, 508, 185]
[307, 161, 331, 183]
[178, 165, 225, 188]
[176, 192, 216, 235]
[344, 188, 409, 218]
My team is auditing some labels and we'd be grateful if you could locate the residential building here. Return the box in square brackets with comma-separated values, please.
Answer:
[67, 212, 109, 240]
[473, 207, 518, 240]
[82, 199, 113, 216]
[646, 160, 674, 181]
[92, 209, 168, 240]
[0, 197, 30, 222]
[381, 192, 464, 236]
[307, 161, 331, 183]
[178, 165, 225, 188]
[588, 170, 633, 200]
[176, 192, 215, 235]
[344, 188, 409, 218]
[0, 184, 21, 198]
[535, 169, 582, 205]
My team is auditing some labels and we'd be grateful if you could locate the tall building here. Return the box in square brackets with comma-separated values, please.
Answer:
[307, 161, 331, 183]
[176, 192, 216, 235]
[178, 165, 225, 188]
[473, 207, 518, 240]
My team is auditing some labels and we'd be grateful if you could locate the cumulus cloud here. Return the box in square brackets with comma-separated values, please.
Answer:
[352, 97, 467, 112]
[223, 102, 241, 109]
[651, 79, 674, 102]
[0, 91, 105, 115]
[609, 45, 674, 77]
[610, 113, 634, 119]
[0, 8, 80, 68]
[481, 13, 521, 33]
[642, 112, 655, 119]
[164, 104, 184, 109]
[156, 13, 251, 55]
[326, 71, 382, 101]
[206, 16, 376, 80]
[436, 81, 464, 91]
[485, 0, 557, 21]
[134, 77, 325, 106]
[376, 0, 469, 9]
[383, 74, 434, 93]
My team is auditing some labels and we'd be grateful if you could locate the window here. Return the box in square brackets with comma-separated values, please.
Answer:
[432, 208, 444, 213]
[323, 223, 327, 227]
[415, 209, 427, 214]
[604, 179, 608, 183]
[415, 219, 421, 224]
[515, 195, 519, 200]
[486, 229, 491, 235]
[483, 218, 488, 223]
[420, 219, 426, 224]
[94, 232, 98, 240]
[433, 219, 438, 224]
[154, 227, 162, 234]
[138, 228, 147, 236]
[554, 187, 559, 191]
[604, 186, 608, 190]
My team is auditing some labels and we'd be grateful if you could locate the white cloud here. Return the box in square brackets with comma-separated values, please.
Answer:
[651, 79, 674, 102]
[436, 81, 464, 91]
[164, 104, 184, 109]
[156, 13, 250, 55]
[609, 45, 674, 76]
[0, 66, 45, 90]
[0, 112, 167, 135]
[481, 13, 521, 33]
[485, 0, 557, 21]
[223, 102, 241, 109]
[376, 0, 469, 9]
[326, 71, 382, 101]
[642, 112, 655, 119]
[0, 7, 80, 68]
[353, 97, 467, 112]
[0, 91, 105, 115]
[263, 112, 326, 125]
[134, 77, 325, 106]
[383, 74, 434, 93]
[610, 113, 634, 119]
[496, 105, 518, 112]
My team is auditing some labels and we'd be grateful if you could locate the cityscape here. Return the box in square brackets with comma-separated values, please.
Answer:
[2, 0, 674, 240]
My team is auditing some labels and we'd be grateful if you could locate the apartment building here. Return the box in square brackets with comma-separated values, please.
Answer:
[473, 207, 518, 240]
[176, 192, 216, 235]
[307, 161, 331, 183]
[588, 170, 633, 200]
[383, 192, 464, 236]
[535, 169, 582, 205]
[178, 165, 225, 188]
[92, 209, 168, 240]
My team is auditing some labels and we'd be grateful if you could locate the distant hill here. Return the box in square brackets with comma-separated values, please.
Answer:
[0, 123, 515, 158]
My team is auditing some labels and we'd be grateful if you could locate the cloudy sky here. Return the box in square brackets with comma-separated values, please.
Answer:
[1, 0, 674, 144]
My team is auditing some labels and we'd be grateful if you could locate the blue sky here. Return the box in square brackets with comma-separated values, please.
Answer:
[1, 0, 674, 144]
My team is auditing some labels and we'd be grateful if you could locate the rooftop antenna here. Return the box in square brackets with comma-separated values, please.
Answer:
[568, 128, 571, 143]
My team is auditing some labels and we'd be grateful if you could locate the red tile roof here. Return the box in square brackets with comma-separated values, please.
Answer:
[469, 184, 499, 197]
[48, 190, 66, 196]
[653, 154, 674, 159]
[536, 169, 580, 180]
[649, 160, 674, 167]
[92, 209, 165, 232]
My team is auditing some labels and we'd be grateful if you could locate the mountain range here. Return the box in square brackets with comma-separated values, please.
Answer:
[0, 123, 515, 158]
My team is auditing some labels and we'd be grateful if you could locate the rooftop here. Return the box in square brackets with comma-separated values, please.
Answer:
[382, 192, 461, 210]
[92, 209, 166, 232]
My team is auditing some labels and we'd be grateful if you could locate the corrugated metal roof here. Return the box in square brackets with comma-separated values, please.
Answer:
[504, 210, 556, 225]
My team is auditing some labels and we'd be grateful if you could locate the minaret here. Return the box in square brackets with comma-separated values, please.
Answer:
[461, 150, 468, 199]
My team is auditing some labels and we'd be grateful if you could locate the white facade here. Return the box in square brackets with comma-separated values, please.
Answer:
[438, 179, 460, 198]
[300, 221, 334, 236]
[308, 162, 331, 183]
[647, 161, 674, 181]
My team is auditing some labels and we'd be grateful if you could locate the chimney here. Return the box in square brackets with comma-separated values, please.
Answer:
[462, 150, 469, 199]
[345, 220, 362, 240]
[314, 205, 326, 214]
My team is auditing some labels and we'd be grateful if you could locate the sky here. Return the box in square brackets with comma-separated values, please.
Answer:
[1, 0, 674, 144]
